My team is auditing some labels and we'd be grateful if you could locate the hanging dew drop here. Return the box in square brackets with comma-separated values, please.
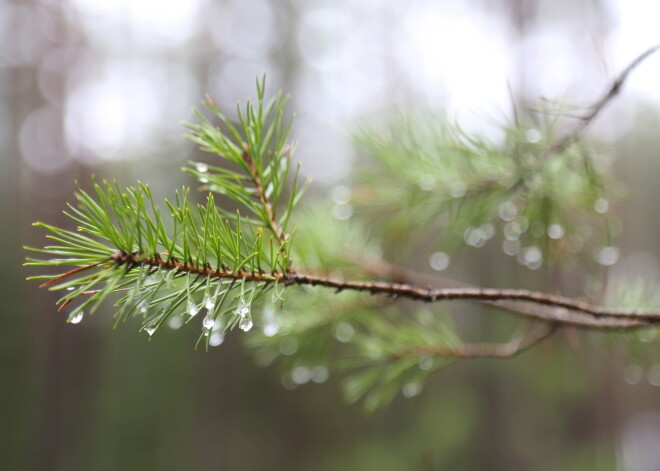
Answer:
[203, 315, 215, 330]
[168, 316, 183, 330]
[235, 300, 250, 318]
[195, 163, 208, 173]
[188, 300, 199, 317]
[239, 317, 253, 332]
[209, 332, 225, 347]
[145, 324, 157, 336]
[204, 294, 215, 311]
[69, 311, 84, 324]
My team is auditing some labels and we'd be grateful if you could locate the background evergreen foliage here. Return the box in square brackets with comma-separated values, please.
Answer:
[26, 77, 652, 411]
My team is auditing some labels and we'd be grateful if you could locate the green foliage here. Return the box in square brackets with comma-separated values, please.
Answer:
[352, 113, 621, 267]
[183, 76, 307, 238]
[25, 182, 290, 346]
[26, 78, 300, 348]
[25, 77, 651, 411]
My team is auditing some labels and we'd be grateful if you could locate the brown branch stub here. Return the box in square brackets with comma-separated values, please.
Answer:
[392, 323, 558, 360]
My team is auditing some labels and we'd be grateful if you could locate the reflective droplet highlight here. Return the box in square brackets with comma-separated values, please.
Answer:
[594, 198, 609, 214]
[596, 246, 619, 266]
[498, 201, 517, 221]
[203, 315, 215, 330]
[334, 322, 354, 343]
[188, 300, 199, 317]
[69, 311, 84, 324]
[624, 364, 643, 385]
[547, 224, 564, 240]
[235, 300, 250, 318]
[292, 366, 311, 385]
[311, 365, 329, 383]
[428, 251, 450, 271]
[167, 316, 183, 330]
[403, 382, 423, 398]
[648, 365, 660, 387]
[239, 317, 253, 332]
[209, 332, 225, 347]
[204, 294, 215, 311]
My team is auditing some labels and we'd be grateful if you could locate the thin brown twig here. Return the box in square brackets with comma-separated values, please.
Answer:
[550, 43, 660, 153]
[93, 251, 660, 328]
[392, 323, 557, 359]
[355, 255, 647, 329]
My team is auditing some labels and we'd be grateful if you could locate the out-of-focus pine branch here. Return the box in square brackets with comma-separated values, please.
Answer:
[26, 48, 660, 410]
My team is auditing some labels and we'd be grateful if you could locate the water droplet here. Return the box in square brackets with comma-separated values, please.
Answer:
[464, 227, 486, 248]
[594, 198, 609, 214]
[639, 329, 656, 343]
[515, 217, 529, 233]
[596, 246, 619, 266]
[526, 128, 542, 143]
[209, 332, 225, 347]
[203, 315, 215, 330]
[188, 300, 199, 317]
[139, 302, 148, 314]
[547, 224, 564, 240]
[480, 223, 495, 240]
[498, 201, 517, 221]
[263, 322, 279, 337]
[648, 365, 660, 386]
[418, 357, 433, 370]
[279, 337, 298, 355]
[145, 324, 157, 337]
[428, 251, 450, 271]
[418, 175, 435, 191]
[200, 177, 209, 183]
[518, 246, 542, 269]
[69, 311, 84, 324]
[502, 239, 520, 256]
[282, 375, 298, 390]
[331, 185, 351, 204]
[239, 317, 253, 332]
[204, 294, 215, 311]
[504, 221, 523, 240]
[195, 163, 208, 173]
[449, 181, 467, 198]
[292, 366, 311, 385]
[311, 365, 329, 383]
[167, 316, 183, 330]
[334, 322, 355, 343]
[624, 364, 643, 385]
[402, 382, 423, 398]
[332, 203, 353, 220]
[66, 286, 75, 291]
[235, 300, 250, 318]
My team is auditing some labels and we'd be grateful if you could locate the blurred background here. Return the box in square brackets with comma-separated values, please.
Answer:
[3, 0, 660, 469]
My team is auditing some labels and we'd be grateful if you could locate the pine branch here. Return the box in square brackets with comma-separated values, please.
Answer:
[34, 242, 660, 329]
[355, 255, 648, 329]
[24, 60, 660, 410]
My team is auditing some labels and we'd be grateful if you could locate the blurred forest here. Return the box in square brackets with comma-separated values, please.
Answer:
[3, 0, 660, 470]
